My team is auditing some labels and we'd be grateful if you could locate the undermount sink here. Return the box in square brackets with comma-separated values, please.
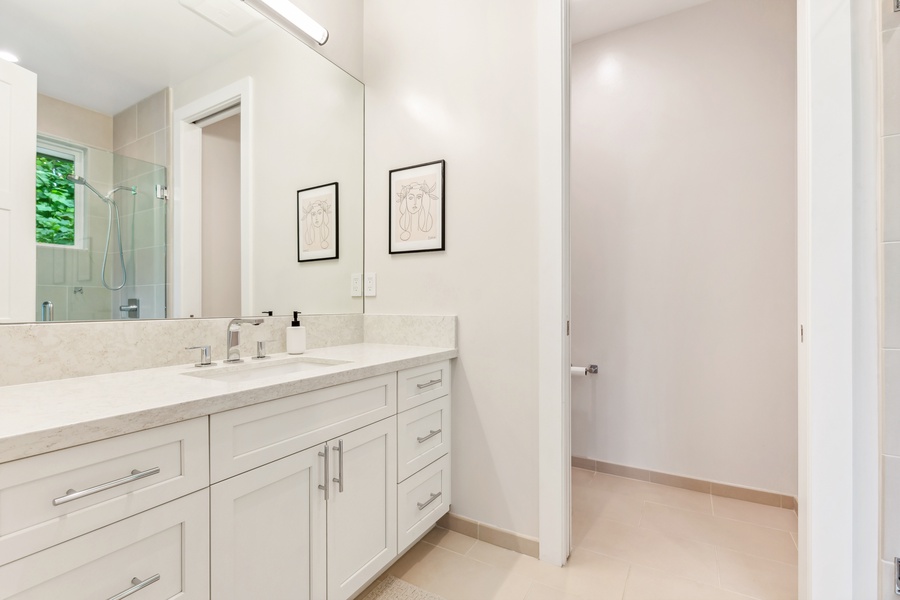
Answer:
[182, 356, 350, 383]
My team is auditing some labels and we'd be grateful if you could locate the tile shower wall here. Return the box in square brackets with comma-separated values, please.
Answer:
[883, 1, 900, 595]
[113, 89, 171, 319]
[35, 98, 119, 321]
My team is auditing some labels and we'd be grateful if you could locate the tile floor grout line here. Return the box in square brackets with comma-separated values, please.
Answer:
[619, 565, 633, 600]
[639, 499, 799, 535]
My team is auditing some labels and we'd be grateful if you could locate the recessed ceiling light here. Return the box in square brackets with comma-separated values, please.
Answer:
[0, 51, 19, 63]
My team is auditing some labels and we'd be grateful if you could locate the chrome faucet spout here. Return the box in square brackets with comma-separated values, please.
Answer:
[225, 318, 264, 363]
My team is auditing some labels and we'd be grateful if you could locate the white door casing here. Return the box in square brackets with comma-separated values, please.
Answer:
[0, 60, 36, 322]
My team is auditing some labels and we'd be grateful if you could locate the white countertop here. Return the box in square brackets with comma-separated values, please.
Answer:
[0, 343, 457, 464]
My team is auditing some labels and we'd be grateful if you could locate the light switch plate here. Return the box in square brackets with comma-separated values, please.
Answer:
[364, 273, 377, 297]
[350, 273, 362, 297]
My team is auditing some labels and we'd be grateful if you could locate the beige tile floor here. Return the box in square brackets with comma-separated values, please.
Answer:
[361, 467, 798, 600]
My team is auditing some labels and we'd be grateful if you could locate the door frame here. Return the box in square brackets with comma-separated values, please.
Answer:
[537, 0, 571, 566]
[539, 0, 881, 594]
[172, 77, 253, 318]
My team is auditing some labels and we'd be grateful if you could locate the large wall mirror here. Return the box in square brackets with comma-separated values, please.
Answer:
[0, 0, 363, 323]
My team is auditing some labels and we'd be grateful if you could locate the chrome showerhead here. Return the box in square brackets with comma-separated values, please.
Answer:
[65, 174, 86, 184]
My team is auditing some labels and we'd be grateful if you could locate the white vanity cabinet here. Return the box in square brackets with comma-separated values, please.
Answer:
[0, 354, 452, 600]
[396, 362, 452, 553]
[210, 445, 326, 600]
[0, 417, 210, 600]
[210, 416, 397, 600]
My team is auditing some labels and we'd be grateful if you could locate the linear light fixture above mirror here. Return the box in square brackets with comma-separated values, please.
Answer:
[240, 0, 329, 45]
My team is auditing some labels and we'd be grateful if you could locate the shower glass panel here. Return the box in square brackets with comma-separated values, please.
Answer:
[35, 150, 167, 322]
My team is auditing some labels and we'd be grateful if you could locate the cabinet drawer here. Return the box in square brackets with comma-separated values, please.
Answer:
[397, 396, 450, 482]
[0, 489, 210, 600]
[397, 454, 450, 553]
[0, 418, 209, 566]
[398, 361, 450, 412]
[210, 374, 397, 482]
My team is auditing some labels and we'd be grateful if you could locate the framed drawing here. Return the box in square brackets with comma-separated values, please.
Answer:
[297, 182, 339, 262]
[389, 160, 445, 254]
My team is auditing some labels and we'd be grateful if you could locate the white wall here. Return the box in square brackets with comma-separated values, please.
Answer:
[172, 33, 364, 316]
[364, 0, 544, 537]
[570, 0, 798, 495]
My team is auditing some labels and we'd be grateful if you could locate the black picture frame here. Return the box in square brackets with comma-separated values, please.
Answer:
[297, 182, 339, 262]
[389, 160, 445, 254]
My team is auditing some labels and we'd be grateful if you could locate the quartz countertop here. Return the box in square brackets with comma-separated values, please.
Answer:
[0, 343, 457, 464]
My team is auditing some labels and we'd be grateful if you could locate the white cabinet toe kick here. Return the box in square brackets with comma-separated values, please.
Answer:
[0, 359, 452, 600]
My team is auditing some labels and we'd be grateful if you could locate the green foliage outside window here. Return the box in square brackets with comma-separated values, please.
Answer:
[35, 153, 76, 246]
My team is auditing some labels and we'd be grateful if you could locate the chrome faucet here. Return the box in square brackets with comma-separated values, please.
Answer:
[225, 318, 264, 363]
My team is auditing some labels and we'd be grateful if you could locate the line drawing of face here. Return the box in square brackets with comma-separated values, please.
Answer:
[396, 180, 437, 242]
[302, 198, 332, 249]
[311, 204, 325, 227]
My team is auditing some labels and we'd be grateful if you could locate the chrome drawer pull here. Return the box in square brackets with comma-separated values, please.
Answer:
[417, 491, 442, 511]
[52, 467, 161, 506]
[318, 445, 330, 500]
[332, 439, 344, 493]
[416, 379, 442, 390]
[107, 574, 160, 600]
[416, 429, 442, 444]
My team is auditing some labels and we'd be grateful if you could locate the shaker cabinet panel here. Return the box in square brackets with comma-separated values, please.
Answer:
[326, 417, 397, 600]
[398, 454, 451, 553]
[0, 489, 209, 600]
[0, 417, 209, 566]
[210, 374, 396, 482]
[397, 395, 451, 482]
[398, 361, 450, 412]
[210, 446, 326, 600]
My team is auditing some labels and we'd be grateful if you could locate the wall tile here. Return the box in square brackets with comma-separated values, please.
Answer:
[886, 137, 900, 242]
[137, 90, 167, 139]
[882, 559, 897, 599]
[886, 244, 900, 348]
[885, 0, 900, 32]
[886, 351, 900, 457]
[884, 455, 900, 560]
[113, 106, 137, 151]
[885, 30, 900, 137]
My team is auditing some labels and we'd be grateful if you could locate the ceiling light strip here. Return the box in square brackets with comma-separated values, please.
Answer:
[241, 0, 329, 45]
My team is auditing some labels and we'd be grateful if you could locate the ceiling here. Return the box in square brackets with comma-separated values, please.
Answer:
[0, 0, 278, 115]
[570, 0, 714, 44]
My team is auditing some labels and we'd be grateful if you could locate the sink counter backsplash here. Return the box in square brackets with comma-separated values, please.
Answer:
[0, 314, 456, 387]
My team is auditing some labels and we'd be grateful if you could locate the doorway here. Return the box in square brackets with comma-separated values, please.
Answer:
[566, 0, 798, 595]
[199, 110, 242, 317]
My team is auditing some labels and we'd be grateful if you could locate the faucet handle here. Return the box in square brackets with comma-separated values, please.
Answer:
[186, 345, 215, 367]
[253, 340, 275, 360]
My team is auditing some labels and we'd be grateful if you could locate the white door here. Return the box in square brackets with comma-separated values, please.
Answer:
[210, 446, 327, 600]
[0, 60, 36, 322]
[326, 417, 397, 600]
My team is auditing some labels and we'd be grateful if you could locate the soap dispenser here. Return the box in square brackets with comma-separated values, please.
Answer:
[286, 311, 306, 354]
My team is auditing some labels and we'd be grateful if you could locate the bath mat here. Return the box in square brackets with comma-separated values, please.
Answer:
[361, 575, 447, 600]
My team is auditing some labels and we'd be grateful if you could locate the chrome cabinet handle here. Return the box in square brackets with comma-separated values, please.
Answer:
[52, 467, 161, 506]
[416, 379, 442, 390]
[417, 492, 442, 511]
[107, 574, 160, 600]
[332, 440, 344, 493]
[417, 429, 442, 444]
[318, 445, 329, 500]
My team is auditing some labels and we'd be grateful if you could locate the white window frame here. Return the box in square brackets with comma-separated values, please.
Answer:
[35, 136, 86, 250]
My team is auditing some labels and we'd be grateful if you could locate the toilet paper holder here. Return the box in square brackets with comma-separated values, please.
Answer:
[571, 364, 599, 376]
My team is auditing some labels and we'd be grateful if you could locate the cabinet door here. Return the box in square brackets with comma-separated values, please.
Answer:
[211, 446, 326, 600]
[327, 417, 397, 600]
